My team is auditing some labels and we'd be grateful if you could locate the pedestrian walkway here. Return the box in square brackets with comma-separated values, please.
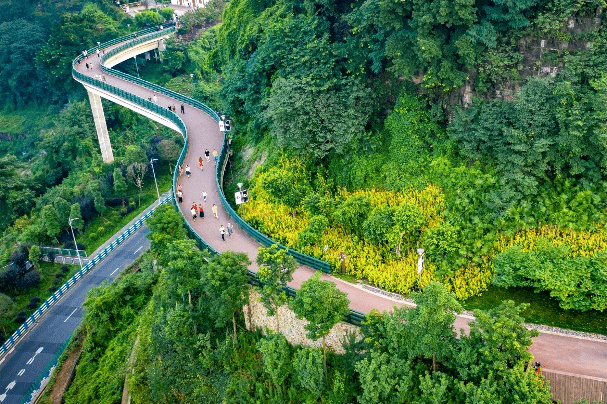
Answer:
[74, 32, 607, 382]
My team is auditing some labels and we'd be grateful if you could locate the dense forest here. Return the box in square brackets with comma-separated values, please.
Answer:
[0, 0, 190, 340]
[2, 0, 607, 401]
[42, 204, 555, 404]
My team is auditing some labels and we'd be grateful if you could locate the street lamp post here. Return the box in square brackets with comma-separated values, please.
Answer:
[68, 218, 83, 269]
[150, 158, 161, 205]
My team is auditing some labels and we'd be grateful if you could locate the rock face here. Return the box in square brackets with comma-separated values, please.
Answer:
[244, 288, 361, 354]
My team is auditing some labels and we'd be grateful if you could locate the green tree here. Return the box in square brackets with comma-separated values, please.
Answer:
[255, 244, 297, 332]
[41, 204, 61, 240]
[258, 162, 311, 217]
[135, 10, 164, 27]
[156, 139, 181, 162]
[28, 245, 41, 264]
[146, 204, 187, 254]
[293, 347, 325, 398]
[362, 205, 395, 245]
[289, 272, 350, 373]
[257, 333, 293, 396]
[0, 293, 17, 338]
[37, 4, 122, 101]
[202, 252, 250, 339]
[53, 197, 71, 229]
[113, 168, 128, 206]
[266, 76, 371, 160]
[332, 195, 371, 237]
[159, 7, 174, 20]
[407, 282, 462, 373]
[127, 162, 147, 206]
[163, 239, 207, 306]
[0, 19, 48, 107]
[69, 203, 84, 231]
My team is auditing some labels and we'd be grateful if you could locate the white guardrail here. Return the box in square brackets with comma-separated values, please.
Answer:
[0, 194, 172, 358]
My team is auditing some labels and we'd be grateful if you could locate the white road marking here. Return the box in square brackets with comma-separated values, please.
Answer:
[5, 381, 15, 390]
[134, 246, 142, 254]
[0, 393, 6, 402]
[26, 357, 34, 365]
[17, 369, 24, 376]
[36, 347, 43, 355]
[110, 267, 119, 276]
[64, 308, 78, 323]
[0, 357, 4, 365]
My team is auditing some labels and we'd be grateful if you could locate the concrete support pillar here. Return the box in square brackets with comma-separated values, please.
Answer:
[87, 90, 114, 163]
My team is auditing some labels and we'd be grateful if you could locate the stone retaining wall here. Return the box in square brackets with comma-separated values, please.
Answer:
[244, 289, 361, 354]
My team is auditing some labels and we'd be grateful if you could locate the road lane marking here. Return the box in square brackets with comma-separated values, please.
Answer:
[134, 246, 143, 254]
[17, 369, 24, 376]
[0, 393, 5, 402]
[110, 267, 119, 276]
[64, 308, 78, 323]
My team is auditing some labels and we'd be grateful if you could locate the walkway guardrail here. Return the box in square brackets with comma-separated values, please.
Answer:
[0, 194, 172, 359]
[246, 270, 365, 326]
[72, 31, 361, 325]
[216, 135, 332, 273]
[40, 247, 88, 258]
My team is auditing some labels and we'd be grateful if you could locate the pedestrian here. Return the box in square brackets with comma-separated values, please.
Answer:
[198, 156, 204, 171]
[185, 164, 191, 178]
[90, 62, 94, 70]
[202, 191, 207, 202]
[85, 62, 89, 70]
[212, 204, 218, 219]
[212, 149, 218, 166]
[204, 148, 210, 162]
[227, 223, 233, 238]
[192, 202, 198, 211]
[177, 184, 182, 192]
[168, 105, 172, 111]
[191, 207, 197, 221]
[178, 165, 183, 177]
[172, 105, 176, 112]
[199, 204, 204, 218]
[177, 189, 183, 203]
[152, 94, 157, 103]
[96, 48, 100, 57]
[102, 74, 106, 81]
[180, 103, 185, 114]
[220, 225, 226, 241]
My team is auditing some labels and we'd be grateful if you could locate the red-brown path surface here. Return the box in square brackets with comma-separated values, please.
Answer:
[76, 37, 607, 381]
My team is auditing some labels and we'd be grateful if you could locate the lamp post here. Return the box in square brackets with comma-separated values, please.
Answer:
[68, 218, 83, 269]
[150, 158, 161, 205]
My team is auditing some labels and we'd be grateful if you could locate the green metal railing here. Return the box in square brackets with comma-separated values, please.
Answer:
[72, 28, 365, 324]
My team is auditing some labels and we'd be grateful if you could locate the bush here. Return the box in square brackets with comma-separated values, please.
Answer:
[26, 296, 41, 309]
[62, 265, 70, 273]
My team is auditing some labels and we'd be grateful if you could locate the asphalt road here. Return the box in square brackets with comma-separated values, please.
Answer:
[0, 226, 151, 404]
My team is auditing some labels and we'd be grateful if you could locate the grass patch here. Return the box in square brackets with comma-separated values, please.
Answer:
[462, 285, 607, 335]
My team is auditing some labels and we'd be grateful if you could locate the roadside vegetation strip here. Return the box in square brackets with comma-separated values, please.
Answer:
[0, 194, 172, 359]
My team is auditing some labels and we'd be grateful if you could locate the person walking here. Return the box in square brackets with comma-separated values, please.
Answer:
[177, 189, 183, 203]
[185, 164, 191, 178]
[192, 202, 198, 212]
[198, 157, 204, 171]
[199, 204, 204, 219]
[204, 149, 210, 162]
[212, 149, 218, 166]
[180, 103, 185, 114]
[172, 105, 176, 113]
[227, 223, 233, 239]
[202, 191, 207, 202]
[212, 204, 219, 219]
[85, 62, 89, 71]
[152, 94, 157, 103]
[191, 207, 197, 221]
[219, 225, 226, 241]
[178, 165, 183, 177]
[90, 62, 94, 70]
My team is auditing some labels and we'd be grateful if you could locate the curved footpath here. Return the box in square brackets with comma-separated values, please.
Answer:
[76, 34, 607, 381]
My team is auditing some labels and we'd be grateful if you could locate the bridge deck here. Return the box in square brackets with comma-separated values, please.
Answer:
[74, 36, 607, 384]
